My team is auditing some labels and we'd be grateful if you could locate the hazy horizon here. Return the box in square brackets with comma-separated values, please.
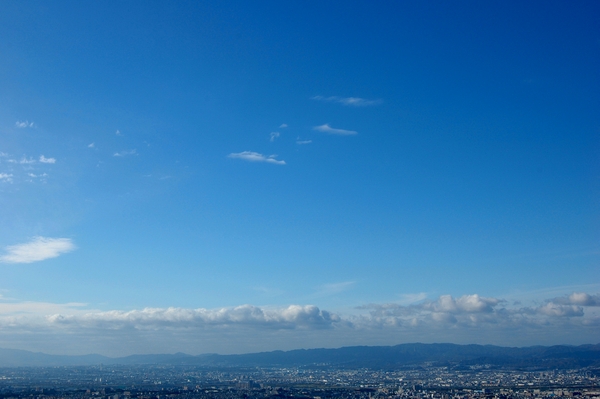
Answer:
[0, 0, 598, 357]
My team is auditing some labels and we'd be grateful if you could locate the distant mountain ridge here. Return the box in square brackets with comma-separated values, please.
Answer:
[1, 343, 598, 369]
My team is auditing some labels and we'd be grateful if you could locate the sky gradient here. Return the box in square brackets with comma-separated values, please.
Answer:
[0, 0, 598, 356]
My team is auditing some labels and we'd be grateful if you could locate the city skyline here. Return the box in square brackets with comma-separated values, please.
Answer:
[0, 0, 598, 356]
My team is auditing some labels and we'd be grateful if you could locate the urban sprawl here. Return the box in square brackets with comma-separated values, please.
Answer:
[0, 365, 598, 399]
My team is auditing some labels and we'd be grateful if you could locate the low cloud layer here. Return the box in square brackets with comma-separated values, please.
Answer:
[0, 237, 76, 264]
[356, 293, 600, 329]
[47, 305, 339, 330]
[0, 292, 597, 355]
[228, 151, 286, 165]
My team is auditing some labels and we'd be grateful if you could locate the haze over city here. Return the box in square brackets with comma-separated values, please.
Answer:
[0, 1, 598, 357]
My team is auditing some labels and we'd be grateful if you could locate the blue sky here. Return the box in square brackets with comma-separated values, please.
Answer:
[0, 0, 598, 356]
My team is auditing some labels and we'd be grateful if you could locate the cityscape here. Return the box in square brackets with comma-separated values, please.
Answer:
[0, 364, 598, 399]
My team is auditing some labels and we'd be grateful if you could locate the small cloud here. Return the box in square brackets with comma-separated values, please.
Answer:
[228, 151, 286, 165]
[113, 149, 137, 157]
[279, 124, 288, 128]
[269, 132, 280, 142]
[115, 130, 122, 136]
[0, 237, 76, 264]
[27, 173, 48, 178]
[15, 121, 35, 128]
[296, 138, 312, 145]
[0, 173, 13, 183]
[313, 123, 357, 136]
[39, 155, 56, 164]
[311, 96, 382, 107]
[88, 143, 95, 148]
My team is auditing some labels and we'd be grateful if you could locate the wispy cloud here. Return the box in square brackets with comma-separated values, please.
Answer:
[311, 96, 382, 107]
[0, 173, 13, 183]
[39, 155, 56, 164]
[0, 237, 76, 264]
[270, 132, 280, 142]
[228, 151, 286, 165]
[88, 143, 95, 148]
[296, 139, 312, 145]
[313, 281, 355, 297]
[313, 124, 357, 136]
[113, 149, 137, 157]
[115, 129, 122, 136]
[8, 157, 36, 164]
[15, 121, 35, 128]
[279, 123, 288, 128]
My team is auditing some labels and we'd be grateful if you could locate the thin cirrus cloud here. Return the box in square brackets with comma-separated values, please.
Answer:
[311, 95, 382, 107]
[228, 151, 286, 165]
[113, 149, 137, 157]
[0, 237, 76, 264]
[313, 281, 356, 298]
[269, 132, 280, 142]
[313, 124, 357, 136]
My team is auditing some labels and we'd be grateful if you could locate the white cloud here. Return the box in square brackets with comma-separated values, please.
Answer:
[15, 121, 35, 128]
[113, 149, 137, 157]
[27, 173, 48, 179]
[0, 237, 76, 264]
[115, 129, 122, 136]
[269, 132, 280, 142]
[88, 143, 95, 148]
[279, 124, 288, 128]
[0, 173, 13, 183]
[296, 140, 312, 145]
[311, 96, 382, 107]
[228, 151, 285, 165]
[39, 155, 56, 164]
[536, 302, 583, 317]
[313, 123, 357, 136]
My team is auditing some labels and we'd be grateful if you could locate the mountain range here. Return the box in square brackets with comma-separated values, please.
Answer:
[1, 343, 598, 369]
